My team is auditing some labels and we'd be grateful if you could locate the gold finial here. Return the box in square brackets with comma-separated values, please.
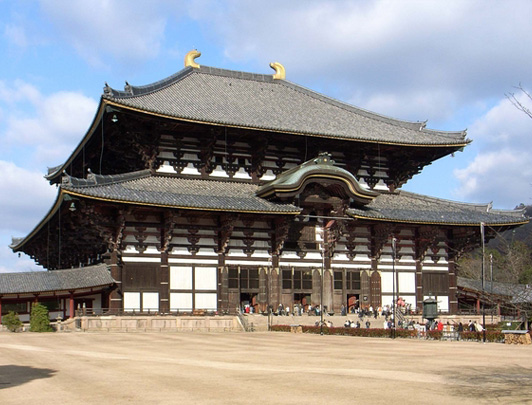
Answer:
[270, 62, 286, 80]
[185, 50, 201, 69]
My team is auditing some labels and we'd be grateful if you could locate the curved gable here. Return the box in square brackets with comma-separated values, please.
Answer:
[256, 153, 378, 206]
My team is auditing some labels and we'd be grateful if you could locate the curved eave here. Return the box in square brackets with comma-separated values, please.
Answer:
[103, 100, 470, 149]
[347, 212, 529, 227]
[61, 190, 301, 216]
[10, 190, 67, 252]
[45, 100, 109, 183]
[258, 172, 378, 204]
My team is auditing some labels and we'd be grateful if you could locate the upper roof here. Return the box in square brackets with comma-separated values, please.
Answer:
[0, 264, 114, 295]
[348, 191, 528, 226]
[102, 63, 468, 147]
[61, 169, 300, 214]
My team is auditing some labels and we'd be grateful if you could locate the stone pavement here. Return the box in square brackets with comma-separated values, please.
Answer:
[0, 332, 531, 404]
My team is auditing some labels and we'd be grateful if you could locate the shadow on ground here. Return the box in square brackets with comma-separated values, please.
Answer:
[0, 365, 56, 389]
[443, 365, 532, 403]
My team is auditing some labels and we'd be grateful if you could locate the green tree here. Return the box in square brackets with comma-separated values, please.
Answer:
[2, 311, 23, 332]
[30, 303, 53, 332]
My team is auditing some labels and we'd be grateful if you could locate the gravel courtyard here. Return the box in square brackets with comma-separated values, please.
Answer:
[0, 332, 530, 404]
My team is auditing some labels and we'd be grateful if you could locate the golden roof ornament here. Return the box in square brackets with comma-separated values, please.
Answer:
[270, 62, 286, 80]
[184, 50, 201, 69]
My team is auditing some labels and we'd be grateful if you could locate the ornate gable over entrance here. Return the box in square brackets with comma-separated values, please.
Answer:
[256, 152, 378, 207]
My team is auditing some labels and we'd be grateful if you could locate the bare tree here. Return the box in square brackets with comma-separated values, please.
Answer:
[506, 84, 532, 120]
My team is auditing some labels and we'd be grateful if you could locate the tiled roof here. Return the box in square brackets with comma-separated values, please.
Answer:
[458, 277, 532, 304]
[62, 170, 300, 214]
[103, 65, 468, 147]
[0, 264, 114, 294]
[348, 191, 528, 226]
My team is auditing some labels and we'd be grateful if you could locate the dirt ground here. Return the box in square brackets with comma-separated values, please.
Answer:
[0, 331, 531, 405]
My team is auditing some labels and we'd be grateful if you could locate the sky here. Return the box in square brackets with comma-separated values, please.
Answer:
[1, 0, 532, 273]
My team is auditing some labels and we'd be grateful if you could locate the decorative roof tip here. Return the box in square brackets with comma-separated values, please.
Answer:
[103, 82, 112, 96]
[270, 62, 286, 80]
[313, 152, 334, 166]
[185, 50, 201, 69]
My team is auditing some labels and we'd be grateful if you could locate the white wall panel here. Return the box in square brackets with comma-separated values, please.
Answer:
[124, 292, 140, 311]
[170, 293, 192, 311]
[398, 272, 416, 294]
[142, 292, 159, 311]
[170, 266, 192, 289]
[195, 293, 217, 310]
[381, 272, 394, 293]
[195, 267, 217, 290]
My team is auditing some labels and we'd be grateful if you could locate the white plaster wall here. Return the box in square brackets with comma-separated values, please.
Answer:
[170, 293, 192, 311]
[124, 292, 141, 311]
[195, 293, 217, 310]
[195, 267, 217, 290]
[170, 266, 192, 289]
[398, 272, 416, 294]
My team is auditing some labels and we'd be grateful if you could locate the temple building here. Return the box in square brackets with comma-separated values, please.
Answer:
[8, 51, 528, 318]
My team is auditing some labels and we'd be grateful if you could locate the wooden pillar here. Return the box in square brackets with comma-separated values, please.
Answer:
[69, 292, 74, 318]
[476, 298, 480, 313]
[415, 260, 423, 312]
[0, 297, 2, 324]
[160, 252, 169, 313]
[107, 250, 122, 312]
[448, 260, 458, 314]
[271, 254, 280, 307]
[218, 253, 226, 313]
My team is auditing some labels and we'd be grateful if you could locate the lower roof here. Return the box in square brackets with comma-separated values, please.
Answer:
[0, 264, 114, 295]
[458, 277, 532, 304]
[62, 170, 300, 214]
[348, 191, 528, 226]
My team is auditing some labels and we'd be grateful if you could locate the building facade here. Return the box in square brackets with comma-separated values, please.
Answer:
[10, 51, 528, 316]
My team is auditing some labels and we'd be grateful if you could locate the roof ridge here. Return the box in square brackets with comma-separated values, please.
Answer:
[62, 169, 151, 188]
[398, 190, 493, 210]
[103, 65, 277, 99]
[102, 64, 466, 139]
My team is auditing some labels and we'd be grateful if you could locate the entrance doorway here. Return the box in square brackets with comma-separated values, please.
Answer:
[294, 293, 311, 314]
[240, 293, 257, 313]
[347, 294, 359, 314]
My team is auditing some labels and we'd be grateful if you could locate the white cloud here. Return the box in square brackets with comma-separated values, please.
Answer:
[0, 80, 98, 166]
[0, 160, 57, 233]
[0, 242, 45, 274]
[38, 0, 168, 66]
[186, 0, 532, 121]
[4, 23, 28, 48]
[453, 92, 532, 207]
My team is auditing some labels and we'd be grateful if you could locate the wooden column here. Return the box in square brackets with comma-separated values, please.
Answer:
[0, 297, 2, 324]
[415, 260, 423, 312]
[218, 253, 226, 313]
[160, 251, 169, 313]
[448, 259, 458, 314]
[271, 255, 280, 308]
[107, 250, 122, 312]
[69, 292, 74, 318]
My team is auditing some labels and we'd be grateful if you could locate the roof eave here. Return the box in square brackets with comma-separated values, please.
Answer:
[347, 212, 529, 227]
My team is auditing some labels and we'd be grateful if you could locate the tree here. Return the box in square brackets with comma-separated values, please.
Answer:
[2, 311, 23, 332]
[506, 84, 532, 120]
[30, 303, 53, 332]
